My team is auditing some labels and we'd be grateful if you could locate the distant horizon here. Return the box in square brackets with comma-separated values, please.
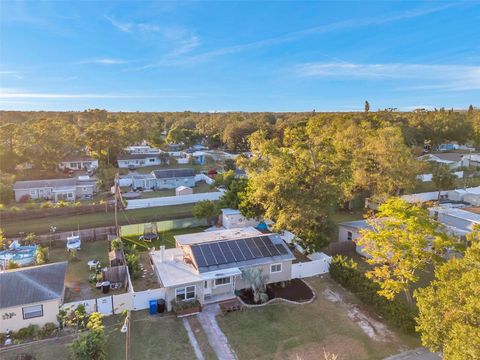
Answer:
[1, 1, 479, 111]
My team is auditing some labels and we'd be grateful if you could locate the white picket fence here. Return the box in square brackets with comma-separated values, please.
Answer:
[62, 288, 166, 316]
[126, 191, 224, 209]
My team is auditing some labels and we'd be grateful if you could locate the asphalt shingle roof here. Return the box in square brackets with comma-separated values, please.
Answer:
[13, 178, 77, 190]
[152, 168, 195, 179]
[0, 262, 67, 308]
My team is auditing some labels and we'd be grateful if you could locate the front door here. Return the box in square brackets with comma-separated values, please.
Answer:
[204, 280, 212, 295]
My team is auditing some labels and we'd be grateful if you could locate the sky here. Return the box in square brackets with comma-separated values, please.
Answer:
[0, 1, 479, 112]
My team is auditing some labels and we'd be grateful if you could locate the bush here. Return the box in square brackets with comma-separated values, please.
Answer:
[171, 298, 201, 312]
[0, 203, 5, 211]
[55, 200, 69, 208]
[329, 255, 417, 334]
[19, 194, 31, 203]
[0, 183, 14, 204]
[39, 323, 57, 338]
[9, 206, 21, 212]
[14, 324, 39, 341]
[40, 201, 54, 209]
[25, 202, 37, 210]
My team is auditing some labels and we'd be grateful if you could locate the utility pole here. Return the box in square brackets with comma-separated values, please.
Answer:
[114, 172, 120, 237]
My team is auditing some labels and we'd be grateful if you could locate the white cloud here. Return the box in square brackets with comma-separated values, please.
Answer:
[104, 15, 133, 33]
[295, 62, 480, 91]
[151, 3, 459, 66]
[77, 58, 127, 65]
[0, 70, 23, 79]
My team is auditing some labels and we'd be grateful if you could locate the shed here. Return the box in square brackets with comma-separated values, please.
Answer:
[175, 186, 193, 196]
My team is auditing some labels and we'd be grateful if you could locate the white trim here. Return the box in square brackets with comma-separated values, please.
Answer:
[270, 263, 282, 274]
[175, 285, 196, 301]
[213, 276, 231, 288]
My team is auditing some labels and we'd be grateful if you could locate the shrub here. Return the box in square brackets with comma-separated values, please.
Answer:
[19, 194, 31, 203]
[111, 238, 123, 250]
[39, 323, 57, 338]
[55, 200, 69, 208]
[25, 202, 37, 210]
[14, 324, 39, 341]
[40, 201, 54, 209]
[329, 255, 417, 334]
[0, 183, 14, 204]
[6, 260, 20, 269]
[171, 298, 201, 312]
[9, 206, 21, 212]
[24, 232, 37, 245]
[0, 203, 5, 211]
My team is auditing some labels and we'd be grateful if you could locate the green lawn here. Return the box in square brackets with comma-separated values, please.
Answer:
[0, 311, 194, 360]
[49, 240, 112, 301]
[217, 277, 419, 360]
[1, 204, 196, 237]
[122, 226, 208, 250]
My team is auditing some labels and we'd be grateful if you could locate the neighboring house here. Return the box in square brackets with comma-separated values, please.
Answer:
[119, 174, 156, 190]
[150, 227, 294, 311]
[58, 156, 99, 171]
[0, 262, 67, 332]
[436, 143, 475, 152]
[463, 154, 480, 168]
[13, 176, 98, 202]
[338, 220, 374, 257]
[176, 186, 193, 196]
[429, 207, 480, 238]
[417, 153, 472, 170]
[221, 208, 258, 229]
[152, 168, 196, 189]
[124, 145, 161, 155]
[117, 154, 162, 168]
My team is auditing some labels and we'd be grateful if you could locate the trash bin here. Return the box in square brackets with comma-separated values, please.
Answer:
[149, 300, 157, 315]
[102, 281, 110, 294]
[157, 299, 165, 313]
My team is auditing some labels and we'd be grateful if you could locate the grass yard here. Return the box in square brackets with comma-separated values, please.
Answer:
[122, 226, 208, 250]
[1, 203, 195, 237]
[48, 240, 116, 301]
[217, 277, 419, 360]
[0, 311, 193, 360]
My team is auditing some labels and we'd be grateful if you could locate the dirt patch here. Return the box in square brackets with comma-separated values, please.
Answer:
[280, 334, 369, 360]
[322, 287, 394, 343]
[238, 279, 314, 304]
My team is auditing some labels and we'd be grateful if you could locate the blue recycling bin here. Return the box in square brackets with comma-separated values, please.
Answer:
[149, 300, 157, 315]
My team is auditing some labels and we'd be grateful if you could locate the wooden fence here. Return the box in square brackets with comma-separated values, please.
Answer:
[35, 226, 117, 246]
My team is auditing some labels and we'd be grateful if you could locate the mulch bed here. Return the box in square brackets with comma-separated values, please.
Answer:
[238, 278, 314, 305]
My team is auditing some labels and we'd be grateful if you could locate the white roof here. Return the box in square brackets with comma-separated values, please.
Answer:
[221, 208, 241, 216]
[151, 248, 202, 288]
[435, 207, 480, 223]
[150, 248, 242, 288]
[176, 186, 191, 191]
[175, 227, 262, 246]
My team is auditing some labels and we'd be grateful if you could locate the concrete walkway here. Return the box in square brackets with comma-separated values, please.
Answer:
[182, 317, 205, 360]
[384, 348, 441, 360]
[197, 304, 237, 360]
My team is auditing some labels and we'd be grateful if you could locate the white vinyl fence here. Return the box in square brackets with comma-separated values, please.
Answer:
[62, 288, 166, 316]
[126, 191, 223, 209]
[291, 253, 332, 279]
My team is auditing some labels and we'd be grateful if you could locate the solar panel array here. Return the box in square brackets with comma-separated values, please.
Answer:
[191, 236, 288, 268]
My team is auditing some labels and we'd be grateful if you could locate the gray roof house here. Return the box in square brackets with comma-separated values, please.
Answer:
[150, 227, 295, 311]
[13, 177, 98, 202]
[418, 153, 472, 169]
[117, 153, 162, 168]
[0, 262, 68, 332]
[152, 168, 196, 190]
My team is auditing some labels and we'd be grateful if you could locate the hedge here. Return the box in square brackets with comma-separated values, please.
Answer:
[329, 255, 417, 334]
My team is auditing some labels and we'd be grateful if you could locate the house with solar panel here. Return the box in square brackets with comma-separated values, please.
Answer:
[150, 227, 295, 310]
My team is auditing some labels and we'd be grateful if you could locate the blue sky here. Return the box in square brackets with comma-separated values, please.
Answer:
[1, 1, 479, 112]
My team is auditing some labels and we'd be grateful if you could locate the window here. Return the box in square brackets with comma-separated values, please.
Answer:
[149, 158, 155, 162]
[270, 263, 282, 273]
[23, 304, 43, 319]
[214, 277, 231, 287]
[347, 231, 353, 241]
[29, 190, 36, 196]
[175, 285, 196, 301]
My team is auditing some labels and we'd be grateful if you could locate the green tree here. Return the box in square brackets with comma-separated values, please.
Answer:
[224, 158, 236, 171]
[414, 235, 480, 359]
[218, 178, 249, 210]
[357, 198, 453, 304]
[36, 245, 48, 265]
[192, 200, 219, 224]
[0, 229, 6, 250]
[24, 232, 37, 245]
[214, 170, 236, 189]
[70, 312, 107, 360]
[432, 164, 457, 202]
[364, 100, 370, 113]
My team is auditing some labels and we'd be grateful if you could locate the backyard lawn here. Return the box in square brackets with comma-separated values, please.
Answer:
[122, 226, 208, 250]
[1, 203, 196, 237]
[217, 277, 419, 360]
[134, 181, 217, 199]
[48, 240, 116, 301]
[0, 311, 194, 360]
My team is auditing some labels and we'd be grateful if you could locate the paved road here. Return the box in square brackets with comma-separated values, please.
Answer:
[384, 348, 441, 360]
